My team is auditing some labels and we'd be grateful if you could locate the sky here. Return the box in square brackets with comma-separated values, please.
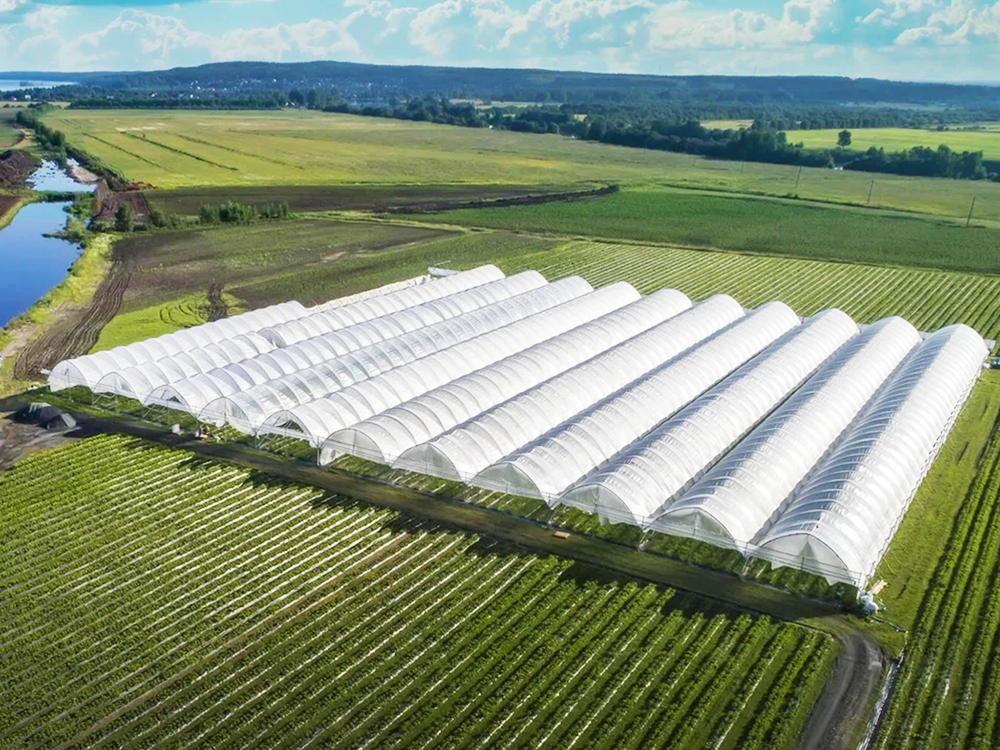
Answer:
[0, 0, 996, 82]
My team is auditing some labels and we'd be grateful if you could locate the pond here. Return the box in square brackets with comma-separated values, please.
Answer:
[28, 159, 97, 193]
[0, 201, 80, 328]
[1, 161, 96, 329]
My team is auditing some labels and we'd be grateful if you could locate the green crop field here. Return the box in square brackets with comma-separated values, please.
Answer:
[482, 239, 1000, 342]
[0, 434, 834, 749]
[43, 109, 1000, 222]
[788, 126, 1000, 159]
[424, 188, 1000, 274]
[870, 374, 1000, 750]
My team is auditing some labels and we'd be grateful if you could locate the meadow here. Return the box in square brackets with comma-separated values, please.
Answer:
[0, 433, 834, 750]
[787, 126, 1000, 159]
[424, 188, 1000, 274]
[43, 109, 1000, 222]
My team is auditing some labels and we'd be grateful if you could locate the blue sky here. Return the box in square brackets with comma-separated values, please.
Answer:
[0, 0, 996, 81]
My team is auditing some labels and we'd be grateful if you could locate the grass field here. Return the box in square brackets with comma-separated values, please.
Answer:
[0, 107, 21, 149]
[701, 119, 754, 130]
[424, 188, 1000, 274]
[0, 433, 834, 749]
[788, 126, 1000, 159]
[43, 109, 1000, 222]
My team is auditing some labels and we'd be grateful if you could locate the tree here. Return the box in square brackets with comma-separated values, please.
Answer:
[838, 129, 852, 148]
[114, 203, 135, 232]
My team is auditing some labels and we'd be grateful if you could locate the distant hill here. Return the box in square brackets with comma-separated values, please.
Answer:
[2, 61, 999, 107]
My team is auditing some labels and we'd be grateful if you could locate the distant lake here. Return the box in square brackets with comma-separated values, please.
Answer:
[0, 79, 73, 92]
[0, 202, 79, 328]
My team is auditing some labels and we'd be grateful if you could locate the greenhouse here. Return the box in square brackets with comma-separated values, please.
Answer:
[562, 308, 859, 526]
[395, 294, 743, 482]
[652, 316, 922, 551]
[48, 267, 989, 589]
[753, 324, 986, 587]
[475, 301, 801, 507]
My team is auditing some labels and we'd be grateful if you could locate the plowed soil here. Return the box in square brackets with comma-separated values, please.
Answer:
[146, 184, 580, 216]
[0, 150, 37, 189]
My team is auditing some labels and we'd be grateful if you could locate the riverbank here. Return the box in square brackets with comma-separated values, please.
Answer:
[0, 233, 113, 396]
[0, 194, 30, 229]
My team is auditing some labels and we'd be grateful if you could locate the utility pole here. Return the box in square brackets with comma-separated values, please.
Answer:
[795, 165, 803, 192]
[867, 179, 875, 206]
[967, 196, 978, 227]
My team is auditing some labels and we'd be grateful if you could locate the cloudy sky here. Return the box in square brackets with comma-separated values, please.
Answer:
[0, 0, 996, 81]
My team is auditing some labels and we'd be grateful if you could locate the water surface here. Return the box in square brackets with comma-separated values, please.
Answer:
[0, 202, 79, 328]
[0, 80, 72, 92]
[28, 160, 97, 193]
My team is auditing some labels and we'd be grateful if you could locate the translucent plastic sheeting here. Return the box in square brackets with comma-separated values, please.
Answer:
[48, 301, 306, 391]
[260, 265, 504, 347]
[210, 276, 590, 433]
[755, 323, 986, 588]
[325, 289, 693, 466]
[478, 301, 801, 513]
[653, 316, 921, 550]
[579, 308, 858, 532]
[270, 282, 640, 450]
[310, 275, 430, 312]
[138, 271, 548, 415]
[396, 294, 741, 482]
[94, 332, 276, 401]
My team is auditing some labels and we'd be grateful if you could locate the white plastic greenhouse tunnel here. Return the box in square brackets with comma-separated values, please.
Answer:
[48, 266, 990, 589]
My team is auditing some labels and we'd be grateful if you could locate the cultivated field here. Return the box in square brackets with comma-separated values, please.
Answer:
[788, 126, 1000, 159]
[147, 184, 575, 216]
[425, 188, 1000, 274]
[487, 239, 1000, 342]
[0, 434, 834, 749]
[872, 375, 1000, 750]
[43, 109, 1000, 222]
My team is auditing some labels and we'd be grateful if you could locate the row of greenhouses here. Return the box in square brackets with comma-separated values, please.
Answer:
[49, 265, 988, 588]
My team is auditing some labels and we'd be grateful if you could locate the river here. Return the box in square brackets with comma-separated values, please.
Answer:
[0, 162, 96, 328]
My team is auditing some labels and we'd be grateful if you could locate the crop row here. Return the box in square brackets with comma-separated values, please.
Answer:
[1, 435, 831, 749]
[499, 241, 1000, 342]
[874, 427, 1000, 749]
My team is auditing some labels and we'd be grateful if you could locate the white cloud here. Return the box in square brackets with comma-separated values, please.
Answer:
[896, 0, 1000, 43]
[647, 0, 837, 49]
[409, 0, 462, 55]
[0, 0, 26, 13]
